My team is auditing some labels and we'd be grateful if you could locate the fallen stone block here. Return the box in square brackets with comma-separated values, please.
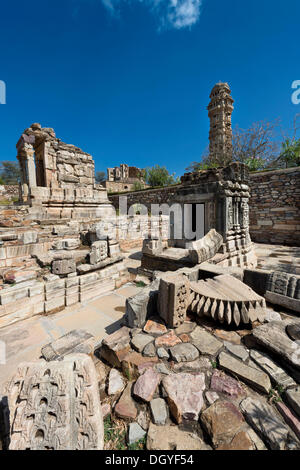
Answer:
[133, 367, 161, 402]
[169, 343, 199, 363]
[252, 321, 300, 370]
[4, 354, 104, 450]
[210, 370, 245, 397]
[188, 229, 223, 264]
[52, 259, 76, 276]
[124, 278, 160, 328]
[3, 269, 37, 284]
[150, 398, 168, 425]
[155, 330, 182, 348]
[276, 401, 300, 441]
[218, 351, 271, 394]
[249, 350, 296, 390]
[41, 329, 94, 361]
[100, 326, 131, 368]
[115, 383, 138, 420]
[108, 368, 125, 396]
[200, 401, 246, 449]
[265, 291, 300, 313]
[146, 423, 211, 450]
[89, 240, 108, 265]
[190, 327, 223, 356]
[131, 333, 154, 353]
[162, 372, 205, 423]
[240, 397, 291, 450]
[157, 273, 190, 328]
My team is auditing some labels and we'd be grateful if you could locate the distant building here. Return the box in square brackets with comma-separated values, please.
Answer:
[104, 164, 147, 192]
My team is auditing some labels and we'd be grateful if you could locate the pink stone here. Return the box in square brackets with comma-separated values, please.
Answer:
[276, 402, 300, 440]
[115, 383, 137, 420]
[155, 331, 181, 348]
[133, 367, 161, 402]
[143, 318, 168, 335]
[162, 372, 205, 424]
[210, 370, 245, 397]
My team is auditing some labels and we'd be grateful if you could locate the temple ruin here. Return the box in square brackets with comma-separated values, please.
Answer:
[0, 84, 299, 452]
[105, 164, 146, 192]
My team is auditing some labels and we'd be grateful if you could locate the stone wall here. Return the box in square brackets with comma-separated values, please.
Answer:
[108, 168, 300, 247]
[249, 167, 300, 246]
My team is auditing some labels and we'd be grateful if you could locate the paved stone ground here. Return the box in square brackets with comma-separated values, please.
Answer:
[255, 243, 300, 275]
[0, 243, 298, 393]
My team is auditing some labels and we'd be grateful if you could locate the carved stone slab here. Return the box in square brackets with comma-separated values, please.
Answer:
[4, 354, 104, 450]
[158, 273, 190, 328]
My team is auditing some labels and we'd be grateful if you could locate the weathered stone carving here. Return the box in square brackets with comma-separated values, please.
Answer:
[188, 274, 266, 326]
[188, 229, 223, 264]
[89, 240, 108, 265]
[4, 354, 104, 450]
[157, 273, 190, 328]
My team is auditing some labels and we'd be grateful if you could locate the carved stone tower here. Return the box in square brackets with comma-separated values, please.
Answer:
[207, 82, 234, 164]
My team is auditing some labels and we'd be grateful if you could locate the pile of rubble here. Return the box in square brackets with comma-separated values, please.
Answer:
[1, 268, 300, 451]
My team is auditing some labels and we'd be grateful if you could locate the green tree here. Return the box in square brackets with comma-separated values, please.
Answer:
[132, 180, 144, 191]
[95, 171, 106, 183]
[145, 165, 180, 187]
[0, 161, 20, 184]
[277, 138, 300, 168]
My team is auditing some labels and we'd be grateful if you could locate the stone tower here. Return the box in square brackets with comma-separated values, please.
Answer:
[207, 82, 234, 165]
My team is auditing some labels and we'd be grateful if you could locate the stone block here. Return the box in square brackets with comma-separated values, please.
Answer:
[4, 355, 104, 450]
[125, 278, 160, 328]
[157, 273, 190, 328]
[41, 329, 94, 361]
[52, 259, 76, 276]
[89, 240, 108, 265]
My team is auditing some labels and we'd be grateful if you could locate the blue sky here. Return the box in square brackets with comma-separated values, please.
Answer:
[0, 0, 299, 177]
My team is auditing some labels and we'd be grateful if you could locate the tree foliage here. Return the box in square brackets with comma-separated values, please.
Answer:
[0, 161, 20, 184]
[144, 165, 179, 187]
[95, 171, 106, 183]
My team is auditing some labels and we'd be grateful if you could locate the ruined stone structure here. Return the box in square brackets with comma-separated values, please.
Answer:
[16, 123, 113, 220]
[140, 83, 255, 274]
[0, 124, 131, 328]
[208, 82, 234, 165]
[105, 164, 146, 193]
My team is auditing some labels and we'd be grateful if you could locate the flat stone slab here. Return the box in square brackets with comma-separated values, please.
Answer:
[133, 367, 161, 402]
[175, 322, 196, 336]
[162, 372, 205, 423]
[155, 330, 182, 348]
[77, 255, 124, 274]
[240, 397, 291, 450]
[252, 321, 300, 370]
[250, 350, 296, 390]
[210, 370, 245, 397]
[171, 357, 212, 373]
[146, 423, 211, 450]
[131, 333, 154, 353]
[169, 343, 199, 363]
[219, 351, 271, 394]
[41, 329, 94, 361]
[224, 342, 249, 362]
[276, 402, 300, 441]
[285, 386, 300, 418]
[150, 398, 168, 425]
[201, 401, 245, 449]
[265, 291, 300, 313]
[190, 327, 223, 356]
[4, 354, 104, 450]
[143, 318, 168, 335]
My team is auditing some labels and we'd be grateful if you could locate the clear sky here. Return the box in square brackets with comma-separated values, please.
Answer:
[0, 0, 299, 177]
